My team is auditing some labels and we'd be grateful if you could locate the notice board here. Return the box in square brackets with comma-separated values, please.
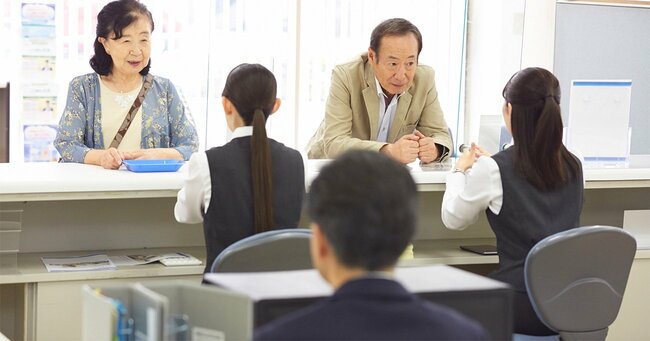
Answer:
[554, 1, 650, 155]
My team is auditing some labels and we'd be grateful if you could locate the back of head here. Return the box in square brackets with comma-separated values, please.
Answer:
[502, 67, 580, 191]
[308, 150, 417, 271]
[370, 18, 423, 58]
[221, 63, 277, 123]
[90, 0, 154, 75]
[222, 63, 277, 233]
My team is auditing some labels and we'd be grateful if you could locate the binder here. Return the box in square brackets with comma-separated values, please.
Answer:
[82, 286, 119, 340]
[83, 281, 252, 341]
[145, 281, 252, 341]
[82, 284, 167, 341]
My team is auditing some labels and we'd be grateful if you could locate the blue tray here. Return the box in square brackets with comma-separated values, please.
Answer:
[123, 159, 184, 172]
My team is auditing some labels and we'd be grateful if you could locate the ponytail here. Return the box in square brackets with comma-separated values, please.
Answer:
[504, 68, 581, 191]
[222, 63, 278, 232]
[527, 96, 565, 189]
[251, 109, 274, 233]
[512, 94, 580, 191]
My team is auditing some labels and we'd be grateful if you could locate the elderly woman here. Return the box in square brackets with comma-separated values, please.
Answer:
[54, 0, 198, 169]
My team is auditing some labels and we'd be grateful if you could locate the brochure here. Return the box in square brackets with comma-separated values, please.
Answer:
[41, 254, 116, 272]
[109, 252, 202, 267]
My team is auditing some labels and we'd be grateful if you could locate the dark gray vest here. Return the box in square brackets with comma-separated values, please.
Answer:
[487, 147, 584, 291]
[202, 137, 305, 273]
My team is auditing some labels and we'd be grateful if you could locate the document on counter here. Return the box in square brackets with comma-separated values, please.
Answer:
[109, 252, 202, 267]
[41, 254, 116, 272]
[418, 159, 452, 172]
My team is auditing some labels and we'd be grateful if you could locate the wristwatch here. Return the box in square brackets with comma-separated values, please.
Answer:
[452, 168, 466, 174]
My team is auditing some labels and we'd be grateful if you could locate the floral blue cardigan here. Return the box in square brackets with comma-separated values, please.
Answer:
[54, 73, 199, 162]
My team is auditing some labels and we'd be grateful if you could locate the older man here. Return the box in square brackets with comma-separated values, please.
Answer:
[306, 18, 452, 164]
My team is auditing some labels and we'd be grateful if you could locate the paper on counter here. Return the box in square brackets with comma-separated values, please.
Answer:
[41, 254, 115, 272]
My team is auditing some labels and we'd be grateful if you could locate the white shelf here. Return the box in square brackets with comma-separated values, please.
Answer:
[0, 246, 205, 285]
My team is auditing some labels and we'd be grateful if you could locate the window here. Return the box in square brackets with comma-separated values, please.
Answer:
[4, 0, 467, 161]
[204, 0, 296, 148]
[297, 0, 466, 151]
[463, 0, 525, 153]
[205, 0, 466, 152]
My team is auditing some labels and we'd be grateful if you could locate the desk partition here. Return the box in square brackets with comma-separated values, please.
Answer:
[205, 265, 513, 340]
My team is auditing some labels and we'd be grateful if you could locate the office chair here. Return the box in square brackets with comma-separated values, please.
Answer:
[210, 228, 313, 273]
[447, 127, 455, 157]
[523, 225, 636, 341]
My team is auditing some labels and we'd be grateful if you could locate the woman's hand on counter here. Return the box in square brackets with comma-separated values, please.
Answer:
[84, 148, 125, 169]
[123, 148, 183, 161]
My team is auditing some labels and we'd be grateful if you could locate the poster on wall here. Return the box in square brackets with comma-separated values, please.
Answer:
[21, 56, 57, 97]
[23, 124, 58, 162]
[22, 96, 57, 122]
[22, 56, 56, 76]
[21, 2, 59, 161]
[21, 3, 56, 56]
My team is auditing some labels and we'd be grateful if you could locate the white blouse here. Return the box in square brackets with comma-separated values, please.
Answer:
[441, 156, 503, 230]
[441, 152, 585, 231]
[99, 79, 142, 150]
[174, 126, 253, 224]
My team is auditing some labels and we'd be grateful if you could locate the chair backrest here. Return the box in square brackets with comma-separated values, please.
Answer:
[525, 225, 636, 341]
[448, 127, 455, 157]
[210, 228, 313, 273]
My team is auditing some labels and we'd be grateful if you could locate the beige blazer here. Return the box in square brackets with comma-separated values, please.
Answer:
[306, 53, 452, 160]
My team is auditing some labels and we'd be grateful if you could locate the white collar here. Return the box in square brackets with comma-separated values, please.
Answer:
[374, 77, 403, 100]
[230, 126, 253, 140]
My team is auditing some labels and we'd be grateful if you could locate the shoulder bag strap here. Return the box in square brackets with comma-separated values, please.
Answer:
[109, 73, 154, 149]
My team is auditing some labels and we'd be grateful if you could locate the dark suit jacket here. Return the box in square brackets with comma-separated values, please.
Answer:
[254, 277, 488, 340]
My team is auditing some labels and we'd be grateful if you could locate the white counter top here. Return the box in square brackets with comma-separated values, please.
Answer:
[1, 156, 649, 201]
[308, 157, 650, 190]
[0, 162, 187, 201]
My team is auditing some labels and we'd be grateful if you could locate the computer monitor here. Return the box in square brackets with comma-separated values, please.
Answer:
[254, 296, 324, 327]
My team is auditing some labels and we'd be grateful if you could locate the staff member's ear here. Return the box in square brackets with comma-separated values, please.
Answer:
[503, 102, 513, 135]
[270, 98, 281, 115]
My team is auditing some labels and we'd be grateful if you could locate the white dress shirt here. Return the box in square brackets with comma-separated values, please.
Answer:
[375, 78, 402, 143]
[441, 150, 585, 231]
[441, 156, 503, 230]
[174, 126, 253, 224]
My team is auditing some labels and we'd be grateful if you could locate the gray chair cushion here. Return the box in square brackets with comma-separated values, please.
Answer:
[525, 225, 636, 334]
[210, 228, 312, 273]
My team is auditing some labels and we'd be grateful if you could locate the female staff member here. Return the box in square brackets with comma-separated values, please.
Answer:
[54, 0, 198, 169]
[175, 64, 305, 273]
[442, 67, 583, 335]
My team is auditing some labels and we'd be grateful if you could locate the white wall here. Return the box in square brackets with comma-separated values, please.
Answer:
[521, 0, 556, 70]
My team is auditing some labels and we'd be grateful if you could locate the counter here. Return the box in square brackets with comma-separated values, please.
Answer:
[0, 162, 184, 201]
[3, 156, 650, 201]
[0, 158, 649, 340]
